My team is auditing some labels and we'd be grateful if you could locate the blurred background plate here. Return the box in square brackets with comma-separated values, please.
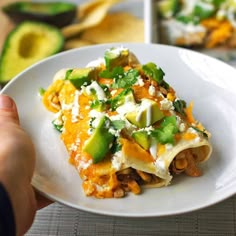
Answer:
[149, 0, 236, 67]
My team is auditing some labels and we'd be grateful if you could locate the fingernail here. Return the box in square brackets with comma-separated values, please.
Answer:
[0, 95, 14, 109]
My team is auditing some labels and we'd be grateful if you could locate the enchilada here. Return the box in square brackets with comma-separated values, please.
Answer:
[41, 46, 212, 198]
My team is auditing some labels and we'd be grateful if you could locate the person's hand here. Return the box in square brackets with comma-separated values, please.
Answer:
[0, 95, 52, 236]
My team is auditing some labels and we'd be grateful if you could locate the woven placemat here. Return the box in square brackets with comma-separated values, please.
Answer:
[26, 194, 236, 236]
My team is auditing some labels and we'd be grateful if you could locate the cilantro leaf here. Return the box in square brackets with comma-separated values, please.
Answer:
[99, 84, 110, 97]
[99, 66, 139, 89]
[191, 126, 208, 138]
[176, 14, 199, 25]
[111, 120, 126, 130]
[38, 87, 46, 96]
[99, 66, 124, 78]
[173, 99, 187, 116]
[151, 116, 179, 144]
[110, 88, 134, 111]
[142, 62, 169, 89]
[112, 69, 138, 89]
[111, 139, 122, 154]
[52, 120, 63, 133]
[90, 100, 107, 111]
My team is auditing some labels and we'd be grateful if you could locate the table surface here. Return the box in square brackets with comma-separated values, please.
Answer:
[1, 0, 236, 235]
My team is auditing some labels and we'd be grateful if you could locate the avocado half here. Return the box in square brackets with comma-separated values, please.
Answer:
[2, 1, 77, 28]
[0, 21, 64, 83]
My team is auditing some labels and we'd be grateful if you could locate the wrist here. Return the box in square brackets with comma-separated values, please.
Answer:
[0, 159, 37, 236]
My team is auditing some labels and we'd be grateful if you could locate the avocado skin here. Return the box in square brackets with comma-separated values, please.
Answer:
[0, 21, 64, 84]
[83, 116, 114, 164]
[2, 1, 77, 28]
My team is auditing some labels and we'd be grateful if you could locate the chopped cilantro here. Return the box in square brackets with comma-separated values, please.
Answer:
[176, 14, 199, 25]
[99, 66, 124, 79]
[111, 139, 122, 154]
[99, 84, 110, 97]
[111, 120, 126, 130]
[142, 62, 169, 89]
[89, 117, 96, 129]
[99, 66, 139, 89]
[112, 68, 139, 89]
[212, 0, 225, 7]
[109, 88, 134, 111]
[90, 100, 107, 111]
[191, 126, 208, 138]
[151, 116, 179, 144]
[38, 87, 46, 96]
[173, 99, 186, 116]
[52, 120, 63, 132]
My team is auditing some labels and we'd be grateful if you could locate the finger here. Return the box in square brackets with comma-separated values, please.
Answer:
[34, 190, 54, 210]
[0, 94, 19, 125]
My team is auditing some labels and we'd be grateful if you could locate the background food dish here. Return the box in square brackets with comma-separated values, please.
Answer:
[152, 0, 236, 67]
[0, 0, 145, 84]
[1, 43, 236, 217]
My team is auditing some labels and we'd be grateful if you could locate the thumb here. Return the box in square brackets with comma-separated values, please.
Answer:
[0, 95, 19, 125]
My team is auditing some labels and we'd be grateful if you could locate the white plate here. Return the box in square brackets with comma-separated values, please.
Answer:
[2, 43, 236, 217]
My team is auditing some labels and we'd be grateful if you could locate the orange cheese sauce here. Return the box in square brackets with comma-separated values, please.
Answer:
[133, 84, 155, 101]
[50, 81, 120, 198]
[121, 138, 154, 163]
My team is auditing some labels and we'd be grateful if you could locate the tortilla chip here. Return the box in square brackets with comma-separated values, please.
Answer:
[62, 0, 122, 38]
[64, 39, 94, 50]
[78, 0, 122, 20]
[80, 12, 144, 43]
